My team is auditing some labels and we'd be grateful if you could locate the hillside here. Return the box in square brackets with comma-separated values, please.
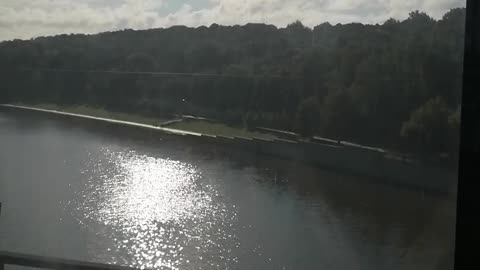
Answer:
[0, 8, 465, 160]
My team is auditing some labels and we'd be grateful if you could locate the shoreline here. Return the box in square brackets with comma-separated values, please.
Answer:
[8, 103, 279, 140]
[0, 104, 203, 136]
[0, 104, 458, 197]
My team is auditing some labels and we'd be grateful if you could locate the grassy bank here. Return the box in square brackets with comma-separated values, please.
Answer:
[15, 103, 168, 127]
[13, 103, 277, 140]
[168, 121, 277, 140]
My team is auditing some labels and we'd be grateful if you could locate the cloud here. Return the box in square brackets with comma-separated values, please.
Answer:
[155, 0, 465, 28]
[0, 0, 466, 41]
[0, 0, 165, 40]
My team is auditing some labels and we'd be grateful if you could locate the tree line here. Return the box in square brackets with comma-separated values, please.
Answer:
[0, 8, 465, 162]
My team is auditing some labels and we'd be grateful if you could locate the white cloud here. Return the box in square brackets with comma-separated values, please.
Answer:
[0, 0, 466, 41]
[0, 0, 165, 40]
[151, 0, 465, 29]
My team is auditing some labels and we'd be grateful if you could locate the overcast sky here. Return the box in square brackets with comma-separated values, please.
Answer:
[0, 0, 466, 41]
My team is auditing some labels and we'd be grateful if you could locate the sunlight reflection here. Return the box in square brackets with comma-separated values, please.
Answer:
[74, 147, 238, 270]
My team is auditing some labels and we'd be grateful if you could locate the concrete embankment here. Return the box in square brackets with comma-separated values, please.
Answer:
[0, 104, 457, 196]
[183, 132, 457, 196]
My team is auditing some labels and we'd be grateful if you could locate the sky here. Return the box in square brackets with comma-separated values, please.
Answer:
[0, 0, 466, 41]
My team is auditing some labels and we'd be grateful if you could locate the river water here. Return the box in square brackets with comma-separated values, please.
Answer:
[0, 110, 457, 270]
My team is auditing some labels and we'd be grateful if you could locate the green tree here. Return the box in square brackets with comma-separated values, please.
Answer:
[125, 53, 156, 71]
[0, 7, 466, 163]
[296, 97, 321, 137]
[400, 97, 452, 155]
[320, 90, 359, 140]
[447, 106, 461, 161]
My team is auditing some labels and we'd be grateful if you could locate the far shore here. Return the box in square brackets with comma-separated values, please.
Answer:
[0, 103, 458, 196]
[7, 103, 278, 140]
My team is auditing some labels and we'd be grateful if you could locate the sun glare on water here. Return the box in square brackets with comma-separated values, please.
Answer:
[72, 147, 238, 269]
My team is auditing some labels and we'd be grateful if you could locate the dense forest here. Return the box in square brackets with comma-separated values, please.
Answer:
[0, 8, 465, 160]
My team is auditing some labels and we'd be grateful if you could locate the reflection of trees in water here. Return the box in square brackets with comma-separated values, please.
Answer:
[227, 156, 456, 269]
[55, 117, 456, 269]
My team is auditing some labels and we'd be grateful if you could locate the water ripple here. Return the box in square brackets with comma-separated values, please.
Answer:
[71, 146, 238, 269]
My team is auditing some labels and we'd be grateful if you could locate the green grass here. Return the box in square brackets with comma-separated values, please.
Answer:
[168, 121, 277, 140]
[14, 103, 279, 139]
[16, 103, 167, 127]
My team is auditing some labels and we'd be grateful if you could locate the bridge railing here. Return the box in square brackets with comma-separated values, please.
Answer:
[0, 251, 140, 270]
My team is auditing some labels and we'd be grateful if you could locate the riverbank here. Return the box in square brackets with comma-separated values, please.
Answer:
[0, 108, 457, 270]
[0, 104, 457, 196]
[0, 104, 203, 136]
[15, 103, 170, 127]
[13, 103, 277, 140]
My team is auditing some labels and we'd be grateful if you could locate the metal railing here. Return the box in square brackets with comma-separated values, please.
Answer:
[0, 251, 139, 270]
